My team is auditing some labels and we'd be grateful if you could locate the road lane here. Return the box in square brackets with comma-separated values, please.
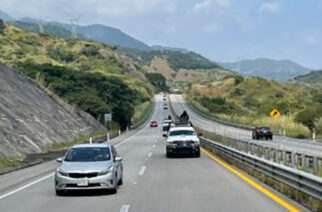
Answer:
[0, 94, 304, 212]
[170, 94, 322, 156]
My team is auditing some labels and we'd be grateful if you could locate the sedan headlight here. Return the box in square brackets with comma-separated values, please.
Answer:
[98, 166, 113, 176]
[57, 168, 68, 177]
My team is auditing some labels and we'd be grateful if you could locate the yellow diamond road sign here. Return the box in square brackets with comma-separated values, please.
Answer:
[270, 109, 280, 120]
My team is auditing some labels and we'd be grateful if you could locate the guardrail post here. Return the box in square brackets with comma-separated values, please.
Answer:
[301, 154, 306, 169]
[313, 157, 318, 174]
[291, 152, 296, 168]
[283, 151, 288, 166]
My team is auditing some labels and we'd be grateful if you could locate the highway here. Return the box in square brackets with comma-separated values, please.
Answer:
[0, 95, 304, 212]
[170, 94, 322, 156]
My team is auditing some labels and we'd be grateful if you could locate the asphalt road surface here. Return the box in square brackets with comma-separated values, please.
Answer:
[0, 95, 305, 212]
[170, 94, 322, 157]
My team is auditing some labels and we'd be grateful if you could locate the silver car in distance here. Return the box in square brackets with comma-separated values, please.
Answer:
[55, 143, 123, 195]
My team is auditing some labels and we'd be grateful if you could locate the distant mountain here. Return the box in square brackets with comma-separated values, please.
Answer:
[220, 58, 311, 81]
[77, 24, 150, 51]
[118, 47, 232, 82]
[13, 19, 76, 38]
[151, 45, 187, 53]
[0, 10, 14, 21]
[13, 19, 151, 50]
[293, 70, 322, 87]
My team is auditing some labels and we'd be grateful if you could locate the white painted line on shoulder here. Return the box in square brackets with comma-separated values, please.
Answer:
[148, 152, 152, 157]
[115, 125, 147, 147]
[0, 173, 54, 200]
[152, 144, 156, 148]
[120, 204, 130, 212]
[139, 166, 146, 176]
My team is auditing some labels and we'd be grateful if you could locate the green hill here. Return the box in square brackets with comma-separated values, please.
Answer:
[187, 76, 322, 138]
[293, 70, 322, 87]
[118, 47, 232, 83]
[0, 24, 153, 129]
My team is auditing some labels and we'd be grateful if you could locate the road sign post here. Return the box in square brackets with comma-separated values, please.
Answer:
[104, 113, 112, 129]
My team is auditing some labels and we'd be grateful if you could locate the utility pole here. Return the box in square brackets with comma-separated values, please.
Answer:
[37, 19, 44, 34]
[69, 15, 82, 38]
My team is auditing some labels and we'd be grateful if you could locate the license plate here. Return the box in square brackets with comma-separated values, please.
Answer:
[77, 179, 88, 186]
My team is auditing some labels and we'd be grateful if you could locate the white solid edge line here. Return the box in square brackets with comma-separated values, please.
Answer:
[120, 204, 130, 212]
[115, 96, 159, 147]
[115, 124, 147, 147]
[139, 166, 146, 176]
[0, 172, 54, 200]
[148, 152, 152, 157]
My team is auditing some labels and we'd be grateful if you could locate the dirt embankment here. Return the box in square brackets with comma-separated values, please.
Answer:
[0, 64, 105, 157]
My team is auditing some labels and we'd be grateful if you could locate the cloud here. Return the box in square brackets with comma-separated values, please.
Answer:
[259, 2, 280, 13]
[193, 0, 230, 12]
[204, 23, 223, 33]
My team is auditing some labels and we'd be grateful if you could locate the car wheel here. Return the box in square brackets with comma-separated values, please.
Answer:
[166, 151, 172, 158]
[118, 173, 123, 186]
[55, 189, 64, 196]
[109, 173, 118, 194]
[195, 152, 201, 158]
[270, 136, 273, 140]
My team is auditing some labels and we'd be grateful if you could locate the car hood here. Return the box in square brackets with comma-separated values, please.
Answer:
[167, 135, 199, 142]
[59, 161, 113, 173]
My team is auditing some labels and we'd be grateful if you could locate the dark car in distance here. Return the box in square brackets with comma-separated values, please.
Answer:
[252, 126, 273, 140]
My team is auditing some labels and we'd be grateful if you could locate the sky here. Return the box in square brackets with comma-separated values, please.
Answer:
[1, 0, 322, 69]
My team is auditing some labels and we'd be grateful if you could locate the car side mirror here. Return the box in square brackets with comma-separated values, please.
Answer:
[56, 157, 62, 163]
[115, 157, 122, 162]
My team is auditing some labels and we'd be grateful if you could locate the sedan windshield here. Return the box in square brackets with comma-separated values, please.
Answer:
[64, 147, 111, 162]
[170, 130, 195, 136]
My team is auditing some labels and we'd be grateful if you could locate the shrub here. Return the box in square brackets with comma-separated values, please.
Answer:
[231, 88, 245, 96]
[275, 91, 284, 98]
[81, 45, 100, 57]
[47, 47, 75, 62]
[295, 105, 322, 130]
[17, 62, 142, 130]
[315, 118, 322, 136]
[234, 75, 244, 85]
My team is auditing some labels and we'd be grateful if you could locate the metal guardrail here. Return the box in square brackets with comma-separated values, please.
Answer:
[201, 136, 322, 201]
[185, 97, 285, 136]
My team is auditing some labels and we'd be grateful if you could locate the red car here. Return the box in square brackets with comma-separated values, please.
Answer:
[150, 121, 158, 127]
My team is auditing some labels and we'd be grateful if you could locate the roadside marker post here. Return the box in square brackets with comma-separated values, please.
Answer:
[119, 130, 121, 136]
[313, 129, 316, 141]
[107, 133, 110, 142]
[89, 137, 92, 144]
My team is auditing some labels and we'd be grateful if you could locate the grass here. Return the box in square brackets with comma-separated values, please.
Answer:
[186, 76, 320, 139]
[216, 114, 311, 138]
[131, 101, 152, 125]
[0, 157, 24, 173]
[48, 129, 112, 151]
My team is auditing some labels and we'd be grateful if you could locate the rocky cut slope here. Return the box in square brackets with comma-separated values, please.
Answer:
[0, 64, 104, 157]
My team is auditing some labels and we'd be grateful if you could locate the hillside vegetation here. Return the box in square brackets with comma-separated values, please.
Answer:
[187, 76, 322, 138]
[293, 70, 322, 88]
[0, 24, 153, 129]
[118, 47, 232, 83]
